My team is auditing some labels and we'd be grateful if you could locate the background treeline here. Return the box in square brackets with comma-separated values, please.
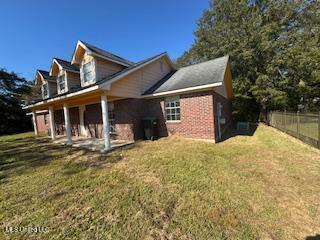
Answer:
[177, 0, 320, 121]
[0, 69, 40, 135]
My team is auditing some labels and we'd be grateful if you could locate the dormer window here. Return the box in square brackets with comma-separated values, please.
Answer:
[83, 61, 94, 83]
[58, 75, 66, 92]
[42, 83, 48, 98]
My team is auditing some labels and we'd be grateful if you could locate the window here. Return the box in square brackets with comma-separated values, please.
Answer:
[83, 61, 94, 83]
[58, 75, 66, 92]
[165, 96, 180, 121]
[108, 102, 116, 133]
[42, 83, 48, 97]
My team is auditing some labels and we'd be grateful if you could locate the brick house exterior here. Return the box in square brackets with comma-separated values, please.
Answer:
[35, 112, 49, 133]
[29, 40, 234, 150]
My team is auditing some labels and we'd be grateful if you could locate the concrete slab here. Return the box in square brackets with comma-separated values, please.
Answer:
[52, 136, 133, 151]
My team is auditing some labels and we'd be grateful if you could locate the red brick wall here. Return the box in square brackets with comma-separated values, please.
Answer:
[69, 107, 80, 136]
[110, 91, 230, 141]
[169, 91, 215, 139]
[143, 99, 168, 138]
[54, 110, 65, 136]
[114, 98, 144, 141]
[144, 91, 216, 140]
[36, 113, 48, 133]
[53, 108, 80, 137]
[84, 103, 103, 138]
[81, 100, 144, 141]
[57, 90, 232, 142]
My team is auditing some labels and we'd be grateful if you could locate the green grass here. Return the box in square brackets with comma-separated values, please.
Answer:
[284, 122, 319, 140]
[0, 131, 46, 142]
[0, 132, 35, 142]
[0, 125, 319, 239]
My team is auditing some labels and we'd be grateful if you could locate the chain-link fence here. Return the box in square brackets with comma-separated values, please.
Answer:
[268, 111, 320, 149]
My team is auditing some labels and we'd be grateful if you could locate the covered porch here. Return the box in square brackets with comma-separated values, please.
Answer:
[30, 89, 126, 152]
[52, 135, 133, 151]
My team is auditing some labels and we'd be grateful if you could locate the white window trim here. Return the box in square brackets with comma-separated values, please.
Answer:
[81, 59, 96, 87]
[42, 83, 49, 99]
[57, 73, 67, 94]
[164, 95, 181, 122]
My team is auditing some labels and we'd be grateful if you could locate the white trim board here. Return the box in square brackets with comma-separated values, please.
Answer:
[142, 82, 223, 98]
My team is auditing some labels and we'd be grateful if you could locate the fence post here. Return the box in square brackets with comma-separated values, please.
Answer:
[284, 110, 287, 131]
[318, 111, 320, 149]
[297, 111, 300, 139]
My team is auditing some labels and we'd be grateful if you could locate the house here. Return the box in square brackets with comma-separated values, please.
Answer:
[26, 40, 233, 151]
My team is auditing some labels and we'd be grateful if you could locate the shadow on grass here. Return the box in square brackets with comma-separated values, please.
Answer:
[0, 137, 144, 181]
[60, 141, 143, 176]
[219, 123, 258, 143]
[0, 138, 77, 182]
[306, 234, 320, 240]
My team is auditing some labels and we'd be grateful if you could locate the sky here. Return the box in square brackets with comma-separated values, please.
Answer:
[0, 0, 209, 80]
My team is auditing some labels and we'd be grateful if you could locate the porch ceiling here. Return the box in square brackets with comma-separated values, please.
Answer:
[32, 91, 123, 110]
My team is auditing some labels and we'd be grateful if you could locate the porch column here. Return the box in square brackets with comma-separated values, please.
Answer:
[63, 103, 72, 145]
[101, 94, 111, 152]
[79, 105, 86, 136]
[32, 110, 39, 137]
[48, 106, 56, 140]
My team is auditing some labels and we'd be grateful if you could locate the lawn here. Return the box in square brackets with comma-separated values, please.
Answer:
[0, 132, 36, 142]
[0, 125, 319, 239]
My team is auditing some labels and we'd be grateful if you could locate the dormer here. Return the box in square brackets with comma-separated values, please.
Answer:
[35, 70, 57, 99]
[71, 40, 134, 87]
[50, 58, 80, 94]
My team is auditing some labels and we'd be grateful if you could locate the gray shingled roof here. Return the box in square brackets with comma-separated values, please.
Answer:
[31, 52, 166, 104]
[80, 41, 134, 66]
[54, 58, 79, 72]
[37, 70, 56, 82]
[144, 55, 229, 95]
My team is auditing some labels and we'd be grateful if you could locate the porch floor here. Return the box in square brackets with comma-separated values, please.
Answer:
[52, 135, 133, 152]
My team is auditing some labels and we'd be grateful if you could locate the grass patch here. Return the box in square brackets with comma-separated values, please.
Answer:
[0, 132, 46, 142]
[0, 125, 319, 239]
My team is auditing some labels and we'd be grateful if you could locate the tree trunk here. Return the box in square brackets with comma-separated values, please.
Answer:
[259, 104, 267, 123]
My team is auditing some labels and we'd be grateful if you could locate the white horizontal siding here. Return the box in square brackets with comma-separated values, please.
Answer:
[48, 82, 57, 96]
[67, 72, 81, 91]
[95, 57, 125, 81]
[108, 56, 172, 98]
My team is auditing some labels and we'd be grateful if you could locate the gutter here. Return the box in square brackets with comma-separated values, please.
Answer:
[142, 82, 223, 98]
[23, 83, 110, 109]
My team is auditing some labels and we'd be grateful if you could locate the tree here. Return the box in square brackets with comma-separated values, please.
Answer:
[0, 68, 34, 134]
[177, 0, 320, 121]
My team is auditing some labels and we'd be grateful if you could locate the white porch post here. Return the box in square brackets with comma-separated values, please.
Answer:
[79, 105, 86, 136]
[48, 106, 56, 140]
[63, 103, 72, 145]
[32, 110, 39, 137]
[101, 94, 111, 152]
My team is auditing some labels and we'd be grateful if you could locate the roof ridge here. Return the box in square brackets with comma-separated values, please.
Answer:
[37, 69, 49, 73]
[79, 40, 134, 66]
[54, 57, 72, 63]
